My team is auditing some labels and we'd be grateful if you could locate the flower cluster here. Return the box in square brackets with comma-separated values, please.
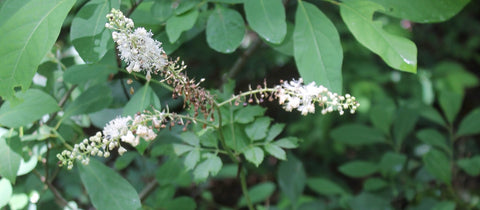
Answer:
[275, 79, 359, 115]
[106, 9, 167, 80]
[57, 113, 159, 169]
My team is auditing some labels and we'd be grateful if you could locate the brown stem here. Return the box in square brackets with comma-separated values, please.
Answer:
[33, 170, 72, 209]
[139, 179, 159, 202]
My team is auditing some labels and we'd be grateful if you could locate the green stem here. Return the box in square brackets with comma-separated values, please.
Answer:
[217, 88, 276, 107]
[214, 104, 254, 210]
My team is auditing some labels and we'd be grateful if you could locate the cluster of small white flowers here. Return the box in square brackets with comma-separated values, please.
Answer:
[275, 78, 359, 116]
[57, 114, 159, 169]
[105, 9, 167, 80]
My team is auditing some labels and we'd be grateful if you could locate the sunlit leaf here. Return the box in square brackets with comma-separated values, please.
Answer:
[244, 0, 286, 44]
[206, 6, 245, 53]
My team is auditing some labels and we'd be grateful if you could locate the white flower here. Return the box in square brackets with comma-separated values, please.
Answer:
[121, 130, 138, 146]
[103, 116, 132, 140]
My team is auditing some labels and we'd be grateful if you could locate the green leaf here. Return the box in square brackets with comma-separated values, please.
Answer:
[432, 201, 456, 210]
[234, 106, 266, 124]
[331, 123, 386, 146]
[264, 144, 286, 160]
[294, 1, 343, 93]
[307, 178, 345, 196]
[64, 64, 118, 86]
[206, 6, 245, 53]
[369, 99, 396, 134]
[416, 129, 451, 155]
[339, 161, 378, 178]
[244, 146, 264, 167]
[164, 196, 196, 210]
[456, 107, 480, 137]
[434, 62, 479, 95]
[245, 117, 271, 141]
[363, 178, 388, 191]
[174, 0, 198, 15]
[207, 0, 243, 4]
[393, 107, 418, 147]
[244, 0, 286, 44]
[420, 105, 447, 126]
[0, 89, 59, 128]
[278, 154, 306, 205]
[349, 192, 391, 210]
[151, 0, 174, 22]
[369, 0, 470, 23]
[184, 149, 200, 170]
[198, 128, 217, 148]
[17, 154, 38, 176]
[423, 149, 451, 184]
[71, 0, 119, 63]
[340, 0, 417, 73]
[269, 22, 294, 56]
[122, 84, 160, 116]
[273, 137, 299, 149]
[238, 182, 276, 207]
[180, 132, 200, 146]
[63, 84, 113, 118]
[438, 90, 463, 124]
[166, 9, 199, 43]
[266, 123, 285, 142]
[0, 135, 21, 184]
[78, 159, 141, 210]
[0, 178, 12, 208]
[114, 152, 137, 170]
[379, 152, 406, 177]
[0, 0, 76, 101]
[156, 158, 190, 186]
[457, 156, 480, 176]
[172, 144, 195, 156]
[193, 154, 222, 181]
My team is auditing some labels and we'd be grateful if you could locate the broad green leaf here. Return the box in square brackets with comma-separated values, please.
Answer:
[198, 128, 217, 148]
[433, 62, 478, 95]
[0, 0, 75, 101]
[0, 178, 12, 208]
[349, 192, 391, 210]
[63, 84, 113, 118]
[457, 156, 480, 176]
[166, 10, 199, 43]
[423, 149, 451, 184]
[244, 146, 264, 167]
[0, 135, 21, 184]
[278, 154, 305, 205]
[64, 64, 118, 86]
[269, 22, 294, 56]
[123, 84, 160, 116]
[164, 196, 196, 210]
[71, 0, 119, 63]
[363, 178, 388, 191]
[432, 201, 456, 210]
[0, 89, 59, 128]
[206, 6, 245, 53]
[245, 117, 271, 141]
[266, 123, 285, 142]
[78, 159, 141, 210]
[16, 154, 38, 176]
[438, 90, 463, 124]
[273, 137, 299, 149]
[331, 124, 386, 146]
[294, 1, 343, 93]
[264, 144, 286, 160]
[338, 161, 378, 178]
[238, 182, 276, 207]
[184, 149, 200, 170]
[393, 107, 418, 147]
[222, 124, 250, 152]
[456, 107, 480, 137]
[307, 178, 345, 196]
[156, 158, 190, 186]
[207, 0, 243, 3]
[416, 129, 451, 155]
[340, 0, 417, 73]
[244, 0, 286, 44]
[114, 152, 137, 170]
[369, 0, 470, 23]
[234, 106, 266, 124]
[379, 152, 406, 177]
[193, 154, 222, 181]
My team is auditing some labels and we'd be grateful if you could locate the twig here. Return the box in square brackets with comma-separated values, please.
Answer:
[221, 34, 261, 85]
[46, 85, 78, 125]
[139, 179, 159, 202]
[33, 169, 72, 209]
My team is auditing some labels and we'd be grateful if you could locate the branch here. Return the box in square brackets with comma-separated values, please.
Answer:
[139, 179, 159, 202]
[221, 34, 261, 85]
[33, 170, 72, 209]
